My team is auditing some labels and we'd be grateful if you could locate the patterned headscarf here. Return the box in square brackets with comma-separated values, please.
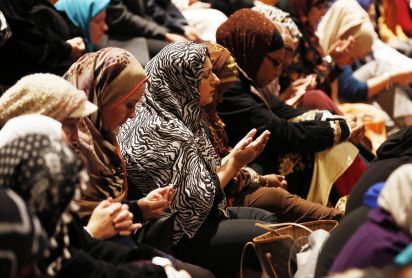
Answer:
[0, 114, 62, 149]
[252, 2, 302, 43]
[0, 73, 89, 128]
[378, 164, 412, 235]
[0, 134, 84, 275]
[0, 188, 47, 278]
[54, 0, 110, 51]
[202, 42, 237, 157]
[317, 0, 375, 60]
[216, 8, 284, 80]
[64, 47, 147, 216]
[119, 42, 225, 244]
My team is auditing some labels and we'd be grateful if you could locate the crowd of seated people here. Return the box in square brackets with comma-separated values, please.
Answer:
[2, 0, 412, 277]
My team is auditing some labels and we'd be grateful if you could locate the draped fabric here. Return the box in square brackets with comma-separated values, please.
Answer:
[378, 164, 412, 235]
[119, 41, 226, 243]
[0, 114, 62, 149]
[0, 134, 84, 275]
[64, 47, 147, 216]
[54, 0, 110, 51]
[0, 188, 47, 278]
[317, 0, 375, 60]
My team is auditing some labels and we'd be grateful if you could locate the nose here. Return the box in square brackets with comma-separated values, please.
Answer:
[102, 22, 109, 33]
[212, 73, 220, 87]
[70, 128, 80, 144]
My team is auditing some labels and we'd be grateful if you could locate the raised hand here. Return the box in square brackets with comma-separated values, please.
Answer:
[138, 185, 173, 220]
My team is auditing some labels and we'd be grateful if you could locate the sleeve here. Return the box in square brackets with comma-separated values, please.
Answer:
[124, 200, 145, 223]
[106, 0, 169, 40]
[218, 79, 350, 154]
[396, 0, 412, 37]
[337, 66, 369, 102]
[147, 0, 187, 35]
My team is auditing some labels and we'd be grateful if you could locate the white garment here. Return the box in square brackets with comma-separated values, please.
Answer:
[0, 114, 63, 148]
[378, 164, 412, 235]
[172, 0, 227, 42]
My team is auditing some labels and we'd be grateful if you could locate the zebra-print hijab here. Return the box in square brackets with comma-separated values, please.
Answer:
[119, 42, 226, 243]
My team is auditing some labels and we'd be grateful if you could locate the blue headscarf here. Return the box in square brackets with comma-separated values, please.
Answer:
[55, 0, 110, 51]
[357, 0, 372, 11]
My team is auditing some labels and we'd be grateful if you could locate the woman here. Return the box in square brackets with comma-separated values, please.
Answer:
[118, 41, 277, 276]
[55, 0, 109, 51]
[216, 9, 362, 204]
[318, 0, 412, 128]
[203, 41, 343, 221]
[0, 0, 85, 86]
[330, 164, 412, 273]
[63, 47, 172, 222]
[0, 132, 183, 277]
[275, 0, 354, 96]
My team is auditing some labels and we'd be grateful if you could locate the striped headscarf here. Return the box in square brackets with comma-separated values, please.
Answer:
[119, 42, 226, 244]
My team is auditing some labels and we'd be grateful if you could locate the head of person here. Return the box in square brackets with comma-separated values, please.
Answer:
[378, 164, 412, 235]
[252, 3, 302, 66]
[216, 8, 284, 88]
[317, 0, 375, 65]
[64, 47, 147, 136]
[0, 73, 97, 144]
[0, 10, 12, 47]
[144, 41, 220, 120]
[0, 133, 85, 275]
[54, 0, 109, 51]
[0, 114, 66, 148]
[0, 188, 47, 278]
[203, 42, 238, 110]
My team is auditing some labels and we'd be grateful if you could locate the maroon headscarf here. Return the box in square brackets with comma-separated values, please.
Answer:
[216, 8, 283, 80]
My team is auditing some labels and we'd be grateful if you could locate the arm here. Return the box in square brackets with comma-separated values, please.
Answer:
[338, 66, 369, 102]
[106, 0, 169, 39]
[218, 79, 349, 154]
[147, 0, 188, 35]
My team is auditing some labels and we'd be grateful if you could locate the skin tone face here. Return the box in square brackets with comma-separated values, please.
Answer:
[308, 2, 328, 30]
[89, 10, 109, 46]
[199, 56, 220, 106]
[255, 48, 285, 87]
[101, 83, 146, 133]
[62, 118, 80, 145]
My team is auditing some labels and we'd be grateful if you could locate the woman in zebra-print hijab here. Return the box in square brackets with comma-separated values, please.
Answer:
[119, 41, 278, 276]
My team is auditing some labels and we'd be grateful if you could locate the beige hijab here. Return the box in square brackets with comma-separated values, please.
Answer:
[0, 73, 88, 127]
[378, 164, 412, 235]
[317, 0, 376, 59]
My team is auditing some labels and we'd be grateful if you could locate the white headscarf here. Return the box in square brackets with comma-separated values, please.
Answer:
[317, 0, 376, 59]
[0, 114, 63, 148]
[378, 164, 412, 235]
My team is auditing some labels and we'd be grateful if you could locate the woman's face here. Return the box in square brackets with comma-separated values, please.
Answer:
[62, 118, 80, 145]
[255, 48, 285, 87]
[101, 84, 145, 133]
[89, 9, 108, 45]
[308, 2, 327, 29]
[199, 57, 220, 106]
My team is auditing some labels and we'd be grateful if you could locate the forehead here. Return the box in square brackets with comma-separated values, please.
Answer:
[204, 56, 213, 71]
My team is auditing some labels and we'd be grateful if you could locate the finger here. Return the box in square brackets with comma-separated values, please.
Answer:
[113, 210, 130, 223]
[108, 203, 122, 215]
[114, 220, 133, 230]
[277, 175, 285, 181]
[118, 230, 132, 237]
[147, 199, 169, 210]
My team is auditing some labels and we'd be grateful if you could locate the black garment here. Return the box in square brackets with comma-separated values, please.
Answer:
[314, 206, 370, 278]
[217, 73, 349, 197]
[173, 206, 277, 277]
[106, 0, 187, 59]
[60, 215, 215, 278]
[346, 126, 412, 213]
[0, 0, 82, 86]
